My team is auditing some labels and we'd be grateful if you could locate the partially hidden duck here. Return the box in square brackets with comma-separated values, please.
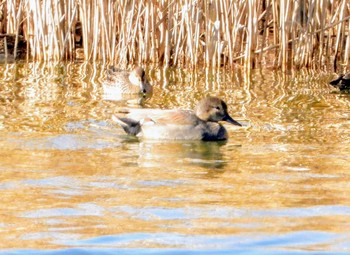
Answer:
[103, 66, 153, 95]
[329, 72, 350, 91]
[112, 96, 242, 141]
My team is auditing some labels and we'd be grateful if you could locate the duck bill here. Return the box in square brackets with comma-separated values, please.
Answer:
[223, 115, 242, 127]
[140, 81, 151, 94]
[139, 82, 146, 94]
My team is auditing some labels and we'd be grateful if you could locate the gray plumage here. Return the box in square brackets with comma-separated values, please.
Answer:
[112, 97, 242, 141]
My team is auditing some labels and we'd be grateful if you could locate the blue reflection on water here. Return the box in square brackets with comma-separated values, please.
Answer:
[253, 205, 350, 217]
[3, 231, 345, 254]
[59, 231, 350, 252]
[11, 204, 350, 255]
[6, 205, 350, 254]
[108, 205, 350, 221]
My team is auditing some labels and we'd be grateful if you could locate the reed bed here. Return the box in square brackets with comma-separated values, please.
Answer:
[0, 0, 349, 70]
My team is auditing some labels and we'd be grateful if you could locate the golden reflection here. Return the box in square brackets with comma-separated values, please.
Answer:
[0, 143, 350, 249]
[1, 63, 350, 250]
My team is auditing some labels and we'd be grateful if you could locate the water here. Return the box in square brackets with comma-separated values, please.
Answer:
[0, 62, 350, 254]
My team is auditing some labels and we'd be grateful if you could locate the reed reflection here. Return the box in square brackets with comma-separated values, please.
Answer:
[1, 63, 350, 253]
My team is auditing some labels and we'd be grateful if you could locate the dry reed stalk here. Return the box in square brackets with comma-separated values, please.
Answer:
[317, 0, 326, 67]
[14, 1, 22, 59]
[345, 22, 350, 66]
[279, 0, 288, 70]
[334, 0, 347, 68]
[245, 0, 257, 70]
[165, 1, 173, 66]
[6, 0, 17, 34]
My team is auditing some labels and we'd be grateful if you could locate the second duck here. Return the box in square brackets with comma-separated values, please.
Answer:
[329, 72, 350, 91]
[103, 66, 153, 95]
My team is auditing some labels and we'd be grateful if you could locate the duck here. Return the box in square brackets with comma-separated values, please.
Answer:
[103, 66, 153, 95]
[112, 96, 242, 141]
[329, 72, 350, 91]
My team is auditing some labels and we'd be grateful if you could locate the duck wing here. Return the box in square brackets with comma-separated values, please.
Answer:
[106, 67, 129, 83]
[120, 109, 199, 125]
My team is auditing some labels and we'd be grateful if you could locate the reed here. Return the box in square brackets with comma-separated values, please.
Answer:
[1, 0, 349, 70]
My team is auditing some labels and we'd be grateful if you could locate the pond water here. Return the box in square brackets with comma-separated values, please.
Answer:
[0, 62, 350, 255]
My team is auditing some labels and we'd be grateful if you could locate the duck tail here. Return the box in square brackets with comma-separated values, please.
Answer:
[112, 115, 141, 136]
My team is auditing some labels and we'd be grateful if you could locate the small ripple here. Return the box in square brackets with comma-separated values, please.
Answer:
[21, 203, 105, 218]
[0, 131, 122, 151]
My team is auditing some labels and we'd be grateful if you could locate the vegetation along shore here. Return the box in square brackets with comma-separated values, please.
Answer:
[0, 0, 349, 70]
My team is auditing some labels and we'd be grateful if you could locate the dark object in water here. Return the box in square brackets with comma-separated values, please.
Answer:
[329, 73, 350, 91]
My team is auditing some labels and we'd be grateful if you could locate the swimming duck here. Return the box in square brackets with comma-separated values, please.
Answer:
[112, 96, 242, 141]
[103, 66, 153, 94]
[329, 72, 350, 91]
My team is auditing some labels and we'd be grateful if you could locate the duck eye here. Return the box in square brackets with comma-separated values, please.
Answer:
[215, 106, 221, 110]
[143, 89, 147, 93]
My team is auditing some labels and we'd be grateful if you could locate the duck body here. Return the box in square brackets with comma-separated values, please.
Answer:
[113, 97, 242, 141]
[329, 73, 350, 91]
[103, 66, 152, 95]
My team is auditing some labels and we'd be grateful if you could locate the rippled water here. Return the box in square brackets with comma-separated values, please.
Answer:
[1, 62, 350, 254]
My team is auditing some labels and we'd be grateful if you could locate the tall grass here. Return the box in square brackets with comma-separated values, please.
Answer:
[1, 0, 349, 70]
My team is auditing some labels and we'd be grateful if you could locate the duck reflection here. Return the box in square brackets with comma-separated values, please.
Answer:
[102, 85, 152, 106]
[133, 140, 228, 170]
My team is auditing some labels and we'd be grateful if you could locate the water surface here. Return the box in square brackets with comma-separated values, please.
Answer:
[0, 63, 350, 254]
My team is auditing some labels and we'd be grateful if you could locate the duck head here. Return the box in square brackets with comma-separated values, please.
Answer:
[129, 67, 153, 94]
[196, 96, 242, 126]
